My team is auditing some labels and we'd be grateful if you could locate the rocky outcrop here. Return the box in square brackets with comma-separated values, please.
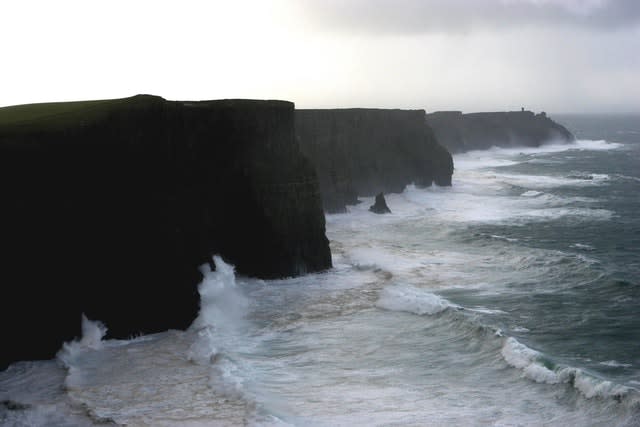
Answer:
[369, 193, 391, 214]
[425, 110, 575, 153]
[296, 109, 453, 213]
[0, 94, 331, 369]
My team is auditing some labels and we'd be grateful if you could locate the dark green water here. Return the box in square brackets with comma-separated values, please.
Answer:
[442, 115, 640, 387]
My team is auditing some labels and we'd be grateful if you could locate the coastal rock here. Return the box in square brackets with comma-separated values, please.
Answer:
[296, 109, 453, 213]
[369, 193, 392, 214]
[425, 110, 575, 153]
[0, 94, 331, 369]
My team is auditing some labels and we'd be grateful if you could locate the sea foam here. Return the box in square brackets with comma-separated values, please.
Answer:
[57, 314, 107, 368]
[188, 255, 248, 364]
[376, 285, 453, 316]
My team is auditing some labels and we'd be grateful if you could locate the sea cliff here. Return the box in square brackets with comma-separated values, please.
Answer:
[296, 109, 453, 213]
[425, 110, 575, 153]
[0, 95, 331, 369]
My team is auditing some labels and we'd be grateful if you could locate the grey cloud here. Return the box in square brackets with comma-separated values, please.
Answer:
[298, 0, 640, 34]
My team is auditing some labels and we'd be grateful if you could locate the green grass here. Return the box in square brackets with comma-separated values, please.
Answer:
[0, 94, 162, 133]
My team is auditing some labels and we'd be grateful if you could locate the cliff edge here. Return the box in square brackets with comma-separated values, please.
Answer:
[0, 94, 331, 369]
[425, 110, 575, 153]
[296, 109, 453, 213]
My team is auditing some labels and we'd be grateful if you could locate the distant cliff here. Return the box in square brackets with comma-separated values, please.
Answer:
[0, 95, 331, 369]
[425, 110, 575, 153]
[296, 109, 453, 213]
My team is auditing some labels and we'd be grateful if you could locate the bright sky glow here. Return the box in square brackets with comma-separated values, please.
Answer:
[1, 0, 639, 113]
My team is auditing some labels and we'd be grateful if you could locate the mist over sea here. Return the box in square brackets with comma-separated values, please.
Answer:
[2, 115, 639, 426]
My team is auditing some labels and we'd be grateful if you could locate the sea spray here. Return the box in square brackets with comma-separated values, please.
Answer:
[190, 255, 249, 332]
[187, 256, 248, 363]
[186, 257, 296, 423]
[186, 255, 252, 402]
[56, 314, 107, 368]
[55, 314, 109, 399]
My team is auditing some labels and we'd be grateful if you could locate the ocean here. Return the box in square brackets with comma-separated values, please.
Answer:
[1, 115, 639, 426]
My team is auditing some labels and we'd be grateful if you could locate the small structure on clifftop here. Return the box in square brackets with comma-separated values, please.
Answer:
[369, 192, 391, 214]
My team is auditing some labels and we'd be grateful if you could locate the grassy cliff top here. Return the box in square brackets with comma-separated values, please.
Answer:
[0, 94, 164, 133]
[0, 95, 294, 135]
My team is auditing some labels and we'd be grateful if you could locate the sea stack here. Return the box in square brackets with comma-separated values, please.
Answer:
[0, 94, 332, 369]
[369, 193, 392, 214]
[296, 108, 453, 213]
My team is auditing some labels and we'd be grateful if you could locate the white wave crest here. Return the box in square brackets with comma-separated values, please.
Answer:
[346, 247, 426, 276]
[494, 172, 607, 189]
[566, 171, 611, 183]
[521, 190, 543, 197]
[599, 360, 632, 368]
[376, 285, 452, 316]
[523, 363, 561, 384]
[501, 338, 568, 385]
[614, 173, 640, 182]
[570, 243, 595, 251]
[573, 370, 629, 399]
[501, 338, 631, 400]
[452, 139, 621, 173]
[501, 337, 540, 370]
[572, 139, 622, 151]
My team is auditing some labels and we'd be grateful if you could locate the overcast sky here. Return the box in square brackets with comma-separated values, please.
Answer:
[2, 0, 639, 113]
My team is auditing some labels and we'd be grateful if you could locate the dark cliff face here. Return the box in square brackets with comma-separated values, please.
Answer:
[425, 110, 575, 153]
[0, 95, 331, 369]
[296, 109, 453, 213]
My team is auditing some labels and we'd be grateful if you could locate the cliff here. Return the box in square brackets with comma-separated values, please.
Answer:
[296, 109, 453, 213]
[0, 94, 331, 369]
[425, 110, 575, 153]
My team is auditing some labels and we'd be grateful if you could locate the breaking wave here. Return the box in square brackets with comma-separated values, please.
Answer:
[376, 284, 454, 315]
[375, 281, 639, 409]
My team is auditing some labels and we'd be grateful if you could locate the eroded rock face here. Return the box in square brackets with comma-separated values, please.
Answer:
[0, 95, 331, 369]
[296, 109, 453, 213]
[369, 193, 392, 214]
[425, 110, 575, 153]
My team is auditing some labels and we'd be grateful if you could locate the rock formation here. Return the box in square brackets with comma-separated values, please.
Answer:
[296, 109, 453, 213]
[425, 110, 575, 153]
[0, 94, 331, 369]
[369, 193, 392, 214]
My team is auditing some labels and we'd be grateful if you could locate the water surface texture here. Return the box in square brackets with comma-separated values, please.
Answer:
[2, 115, 639, 426]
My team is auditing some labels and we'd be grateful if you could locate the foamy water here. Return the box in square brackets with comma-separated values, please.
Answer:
[2, 136, 640, 426]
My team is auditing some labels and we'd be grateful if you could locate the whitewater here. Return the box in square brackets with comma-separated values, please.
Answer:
[2, 124, 640, 425]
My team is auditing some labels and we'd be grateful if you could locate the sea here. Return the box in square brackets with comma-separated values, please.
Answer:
[1, 114, 639, 427]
